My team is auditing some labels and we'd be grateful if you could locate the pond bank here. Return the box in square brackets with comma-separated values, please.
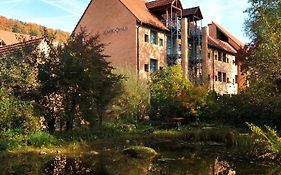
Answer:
[0, 122, 280, 174]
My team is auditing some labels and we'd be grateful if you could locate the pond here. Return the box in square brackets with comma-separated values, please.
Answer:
[0, 141, 280, 175]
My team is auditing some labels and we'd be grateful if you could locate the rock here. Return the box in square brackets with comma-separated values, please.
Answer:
[86, 150, 99, 155]
[123, 146, 158, 159]
[39, 151, 47, 155]
[90, 150, 99, 155]
[126, 140, 130, 144]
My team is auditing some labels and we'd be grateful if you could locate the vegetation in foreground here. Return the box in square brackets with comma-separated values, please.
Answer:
[0, 0, 280, 169]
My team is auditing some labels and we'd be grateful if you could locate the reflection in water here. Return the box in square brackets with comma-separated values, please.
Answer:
[0, 145, 280, 175]
[44, 156, 94, 175]
[210, 157, 236, 175]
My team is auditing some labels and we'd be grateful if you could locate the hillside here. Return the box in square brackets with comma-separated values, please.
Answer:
[0, 16, 69, 43]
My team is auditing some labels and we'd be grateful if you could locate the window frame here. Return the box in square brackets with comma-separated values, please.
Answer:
[150, 30, 158, 45]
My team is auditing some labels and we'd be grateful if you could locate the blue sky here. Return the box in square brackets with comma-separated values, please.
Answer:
[0, 0, 250, 43]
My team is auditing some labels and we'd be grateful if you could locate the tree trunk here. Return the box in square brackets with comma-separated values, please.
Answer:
[66, 98, 76, 131]
[47, 115, 56, 133]
[99, 113, 103, 127]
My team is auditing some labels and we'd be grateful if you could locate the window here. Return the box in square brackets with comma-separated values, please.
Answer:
[223, 53, 226, 62]
[208, 74, 211, 81]
[235, 75, 238, 83]
[223, 73, 227, 82]
[144, 64, 149, 72]
[150, 30, 157, 45]
[150, 59, 158, 72]
[144, 34, 149, 42]
[215, 76, 218, 81]
[159, 38, 164, 46]
[208, 53, 211, 59]
[227, 77, 229, 83]
[227, 58, 229, 63]
[218, 52, 222, 61]
[218, 72, 222, 82]
[215, 55, 218, 60]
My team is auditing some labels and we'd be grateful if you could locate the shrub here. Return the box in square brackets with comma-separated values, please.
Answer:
[28, 131, 59, 147]
[0, 88, 40, 133]
[111, 68, 150, 121]
[150, 65, 208, 120]
[0, 129, 28, 150]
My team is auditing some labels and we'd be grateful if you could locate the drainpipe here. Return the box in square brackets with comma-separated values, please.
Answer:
[136, 23, 141, 78]
[212, 50, 215, 91]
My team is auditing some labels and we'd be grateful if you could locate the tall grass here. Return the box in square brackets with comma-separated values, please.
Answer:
[247, 123, 281, 160]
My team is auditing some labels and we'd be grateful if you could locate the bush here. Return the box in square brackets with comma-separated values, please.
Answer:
[203, 90, 281, 129]
[150, 65, 208, 120]
[0, 129, 27, 150]
[0, 88, 40, 133]
[28, 131, 59, 147]
[111, 68, 150, 121]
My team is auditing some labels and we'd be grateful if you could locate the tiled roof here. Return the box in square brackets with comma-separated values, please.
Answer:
[211, 22, 244, 49]
[208, 36, 237, 54]
[74, 0, 169, 32]
[0, 30, 34, 46]
[182, 6, 203, 20]
[119, 0, 168, 31]
[0, 38, 43, 54]
[146, 0, 174, 9]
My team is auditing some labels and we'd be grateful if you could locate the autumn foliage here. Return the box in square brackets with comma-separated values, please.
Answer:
[0, 16, 69, 42]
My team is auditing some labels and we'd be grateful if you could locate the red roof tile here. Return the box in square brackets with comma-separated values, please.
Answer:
[211, 22, 244, 49]
[182, 6, 203, 20]
[208, 36, 237, 54]
[146, 0, 174, 9]
[0, 30, 35, 46]
[120, 0, 169, 31]
[0, 38, 44, 54]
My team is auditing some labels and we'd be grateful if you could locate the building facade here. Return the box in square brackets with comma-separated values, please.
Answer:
[74, 0, 245, 95]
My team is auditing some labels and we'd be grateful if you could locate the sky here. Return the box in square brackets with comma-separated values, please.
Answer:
[0, 0, 250, 43]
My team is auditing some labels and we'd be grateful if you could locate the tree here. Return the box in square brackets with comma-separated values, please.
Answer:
[110, 68, 150, 121]
[245, 0, 281, 91]
[150, 65, 208, 120]
[237, 0, 281, 128]
[37, 30, 123, 130]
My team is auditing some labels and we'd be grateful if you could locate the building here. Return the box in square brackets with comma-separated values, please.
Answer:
[0, 38, 47, 55]
[74, 0, 244, 95]
[202, 22, 245, 95]
[0, 30, 35, 47]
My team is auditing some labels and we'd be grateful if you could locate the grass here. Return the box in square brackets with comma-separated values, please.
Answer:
[0, 120, 257, 159]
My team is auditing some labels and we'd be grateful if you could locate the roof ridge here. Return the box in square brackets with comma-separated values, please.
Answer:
[211, 21, 244, 47]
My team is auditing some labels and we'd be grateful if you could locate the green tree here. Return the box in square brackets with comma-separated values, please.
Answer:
[38, 30, 123, 130]
[245, 0, 281, 91]
[242, 0, 281, 127]
[111, 68, 150, 121]
[150, 65, 208, 120]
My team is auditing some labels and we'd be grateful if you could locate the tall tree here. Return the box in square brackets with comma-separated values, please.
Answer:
[243, 0, 281, 126]
[38, 30, 123, 130]
[245, 0, 281, 91]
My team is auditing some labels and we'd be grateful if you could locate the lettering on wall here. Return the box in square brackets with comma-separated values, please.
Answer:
[103, 26, 128, 35]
